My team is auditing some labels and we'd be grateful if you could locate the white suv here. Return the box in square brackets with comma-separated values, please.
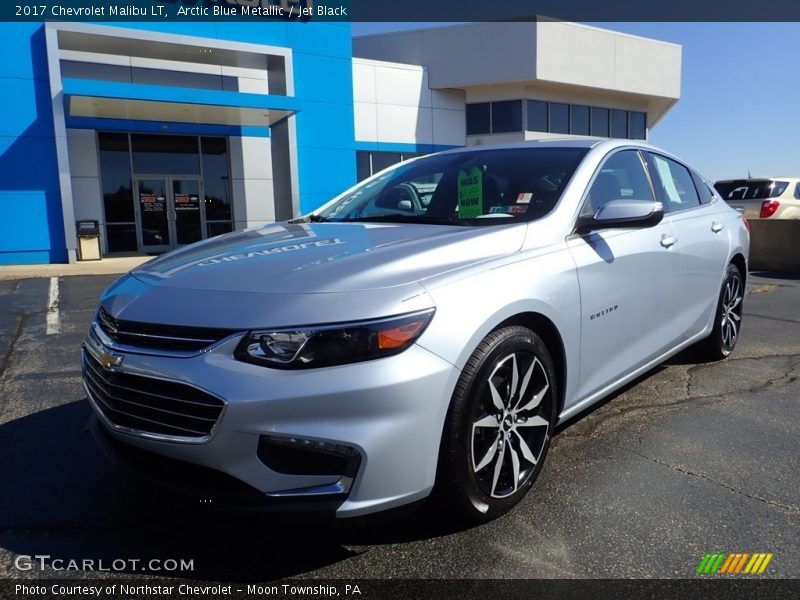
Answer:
[714, 178, 800, 219]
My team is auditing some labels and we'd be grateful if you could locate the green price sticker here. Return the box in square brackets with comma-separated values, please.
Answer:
[458, 167, 483, 219]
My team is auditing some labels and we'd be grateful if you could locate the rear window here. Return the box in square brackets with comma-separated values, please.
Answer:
[714, 180, 788, 201]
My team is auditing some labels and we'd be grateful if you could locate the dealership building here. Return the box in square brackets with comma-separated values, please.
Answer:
[0, 20, 681, 264]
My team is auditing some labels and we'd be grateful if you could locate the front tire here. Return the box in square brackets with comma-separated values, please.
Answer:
[435, 326, 557, 522]
[696, 263, 744, 361]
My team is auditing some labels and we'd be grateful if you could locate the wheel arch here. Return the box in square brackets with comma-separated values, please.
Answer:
[730, 252, 747, 285]
[492, 312, 567, 416]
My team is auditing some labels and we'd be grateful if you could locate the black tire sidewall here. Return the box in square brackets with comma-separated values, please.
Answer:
[715, 264, 744, 357]
[438, 326, 558, 521]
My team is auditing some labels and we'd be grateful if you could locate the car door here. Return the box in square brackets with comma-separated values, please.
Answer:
[567, 149, 682, 402]
[644, 153, 732, 339]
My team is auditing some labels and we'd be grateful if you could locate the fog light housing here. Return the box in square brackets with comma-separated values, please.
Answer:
[257, 435, 361, 478]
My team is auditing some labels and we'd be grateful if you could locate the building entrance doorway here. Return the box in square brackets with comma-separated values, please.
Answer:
[135, 176, 204, 252]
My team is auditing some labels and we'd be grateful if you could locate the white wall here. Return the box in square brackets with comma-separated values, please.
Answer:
[354, 21, 681, 129]
[66, 130, 106, 252]
[229, 136, 275, 230]
[352, 58, 465, 147]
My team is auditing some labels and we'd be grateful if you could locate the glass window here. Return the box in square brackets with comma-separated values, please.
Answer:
[647, 154, 701, 211]
[628, 111, 647, 140]
[98, 132, 134, 224]
[549, 103, 569, 134]
[105, 224, 137, 253]
[207, 221, 233, 238]
[570, 105, 590, 136]
[466, 103, 490, 135]
[371, 152, 402, 174]
[609, 110, 627, 138]
[795, 182, 800, 200]
[590, 107, 609, 137]
[318, 147, 588, 225]
[691, 172, 715, 205]
[527, 100, 548, 132]
[586, 150, 654, 214]
[132, 134, 200, 175]
[714, 180, 789, 200]
[200, 137, 231, 223]
[356, 151, 371, 181]
[491, 100, 522, 133]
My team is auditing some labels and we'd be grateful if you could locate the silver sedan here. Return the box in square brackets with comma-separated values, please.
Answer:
[83, 139, 749, 521]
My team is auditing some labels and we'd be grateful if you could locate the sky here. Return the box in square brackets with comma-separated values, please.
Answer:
[351, 22, 800, 183]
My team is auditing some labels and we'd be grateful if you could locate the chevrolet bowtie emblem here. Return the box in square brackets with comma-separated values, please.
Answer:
[99, 351, 123, 370]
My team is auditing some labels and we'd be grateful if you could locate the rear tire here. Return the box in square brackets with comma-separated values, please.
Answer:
[435, 326, 557, 522]
[695, 263, 744, 361]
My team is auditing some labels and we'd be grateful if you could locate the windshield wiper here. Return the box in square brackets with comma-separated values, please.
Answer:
[291, 214, 330, 223]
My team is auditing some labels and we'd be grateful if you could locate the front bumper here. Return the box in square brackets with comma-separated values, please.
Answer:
[82, 328, 460, 518]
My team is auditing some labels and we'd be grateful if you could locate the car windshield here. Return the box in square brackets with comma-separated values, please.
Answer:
[714, 180, 789, 201]
[314, 147, 589, 225]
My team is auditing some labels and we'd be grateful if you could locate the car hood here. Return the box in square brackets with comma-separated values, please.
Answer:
[131, 221, 527, 294]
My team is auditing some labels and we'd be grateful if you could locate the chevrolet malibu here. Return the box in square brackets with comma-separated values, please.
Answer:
[83, 139, 749, 521]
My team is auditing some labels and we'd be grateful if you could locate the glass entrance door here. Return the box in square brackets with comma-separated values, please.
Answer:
[136, 178, 171, 253]
[135, 176, 205, 252]
[172, 178, 203, 246]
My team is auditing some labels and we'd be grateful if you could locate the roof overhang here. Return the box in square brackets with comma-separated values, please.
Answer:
[63, 78, 298, 127]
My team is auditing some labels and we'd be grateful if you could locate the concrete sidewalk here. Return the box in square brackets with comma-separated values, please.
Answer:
[0, 256, 152, 281]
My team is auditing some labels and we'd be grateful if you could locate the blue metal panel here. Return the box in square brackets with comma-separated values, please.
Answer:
[354, 141, 463, 154]
[287, 23, 353, 59]
[0, 192, 67, 263]
[292, 54, 354, 106]
[0, 136, 60, 193]
[0, 23, 48, 80]
[0, 24, 64, 265]
[0, 77, 56, 138]
[296, 147, 357, 198]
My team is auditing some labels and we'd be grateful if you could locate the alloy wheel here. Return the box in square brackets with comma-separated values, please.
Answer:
[471, 352, 551, 498]
[720, 272, 743, 351]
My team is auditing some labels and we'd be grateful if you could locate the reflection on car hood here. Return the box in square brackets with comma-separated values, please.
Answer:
[131, 222, 527, 294]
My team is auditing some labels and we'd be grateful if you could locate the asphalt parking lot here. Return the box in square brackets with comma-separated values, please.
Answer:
[0, 271, 798, 581]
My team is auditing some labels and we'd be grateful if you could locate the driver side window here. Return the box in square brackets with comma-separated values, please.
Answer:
[584, 150, 655, 216]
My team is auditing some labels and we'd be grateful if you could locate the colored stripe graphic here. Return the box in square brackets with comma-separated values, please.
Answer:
[696, 554, 713, 574]
[733, 553, 750, 574]
[719, 553, 737, 573]
[697, 552, 772, 575]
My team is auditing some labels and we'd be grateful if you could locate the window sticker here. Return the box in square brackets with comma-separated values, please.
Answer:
[489, 205, 528, 215]
[457, 167, 483, 218]
[516, 192, 533, 204]
[654, 156, 683, 205]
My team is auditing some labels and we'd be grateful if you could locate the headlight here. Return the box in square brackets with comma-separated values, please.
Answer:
[234, 309, 435, 369]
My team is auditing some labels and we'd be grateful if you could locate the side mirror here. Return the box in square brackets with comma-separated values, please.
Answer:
[576, 199, 664, 233]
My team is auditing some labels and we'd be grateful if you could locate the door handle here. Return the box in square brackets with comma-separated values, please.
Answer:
[660, 234, 678, 248]
[711, 221, 724, 233]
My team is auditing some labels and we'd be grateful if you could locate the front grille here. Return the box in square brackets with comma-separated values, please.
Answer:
[97, 307, 237, 352]
[83, 350, 224, 440]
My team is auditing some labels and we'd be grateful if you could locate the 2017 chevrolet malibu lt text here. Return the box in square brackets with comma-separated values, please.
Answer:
[83, 140, 749, 521]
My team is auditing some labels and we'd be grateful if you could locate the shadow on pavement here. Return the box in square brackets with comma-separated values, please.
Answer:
[0, 400, 472, 582]
[749, 270, 800, 282]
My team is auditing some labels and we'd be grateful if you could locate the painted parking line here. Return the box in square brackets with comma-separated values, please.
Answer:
[46, 276, 60, 335]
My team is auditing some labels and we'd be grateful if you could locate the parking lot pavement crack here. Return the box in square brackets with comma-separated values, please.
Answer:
[0, 313, 27, 391]
[744, 312, 800, 325]
[617, 446, 800, 515]
[559, 355, 800, 441]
